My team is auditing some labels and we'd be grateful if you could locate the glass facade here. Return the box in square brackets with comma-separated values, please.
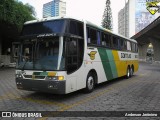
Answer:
[43, 0, 66, 18]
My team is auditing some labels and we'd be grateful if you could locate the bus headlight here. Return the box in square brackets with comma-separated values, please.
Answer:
[16, 74, 23, 78]
[47, 76, 58, 80]
[46, 76, 64, 81]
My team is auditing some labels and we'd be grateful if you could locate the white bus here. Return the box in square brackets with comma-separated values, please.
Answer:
[15, 17, 139, 94]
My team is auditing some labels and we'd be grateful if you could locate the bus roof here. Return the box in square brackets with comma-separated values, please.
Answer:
[24, 16, 137, 43]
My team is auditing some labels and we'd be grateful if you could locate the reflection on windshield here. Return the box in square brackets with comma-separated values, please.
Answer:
[17, 37, 65, 71]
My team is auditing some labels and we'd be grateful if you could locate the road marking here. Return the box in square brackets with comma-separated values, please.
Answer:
[0, 71, 150, 120]
[59, 89, 113, 111]
[0, 93, 19, 100]
[18, 97, 68, 108]
[38, 74, 150, 120]
[38, 88, 113, 120]
[39, 77, 139, 119]
[0, 92, 68, 108]
[139, 73, 149, 77]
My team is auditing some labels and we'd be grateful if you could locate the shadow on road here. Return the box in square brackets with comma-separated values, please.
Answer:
[19, 75, 138, 103]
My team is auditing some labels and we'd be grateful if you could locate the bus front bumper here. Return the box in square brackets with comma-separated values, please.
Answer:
[16, 78, 66, 94]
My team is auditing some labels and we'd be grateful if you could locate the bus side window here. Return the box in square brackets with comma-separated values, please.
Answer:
[90, 28, 97, 44]
[97, 31, 101, 45]
[124, 40, 127, 51]
[87, 27, 97, 45]
[87, 27, 90, 43]
[119, 39, 127, 51]
[77, 22, 84, 37]
[101, 33, 111, 47]
[119, 39, 123, 50]
[127, 41, 131, 51]
[101, 32, 106, 46]
[106, 34, 111, 47]
[131, 43, 136, 52]
[69, 20, 84, 37]
[135, 44, 138, 52]
[117, 37, 121, 49]
[112, 36, 118, 49]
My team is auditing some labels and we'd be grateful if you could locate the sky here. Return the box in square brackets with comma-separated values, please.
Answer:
[18, 0, 126, 33]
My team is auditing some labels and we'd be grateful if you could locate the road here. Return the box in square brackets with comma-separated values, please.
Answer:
[0, 62, 160, 119]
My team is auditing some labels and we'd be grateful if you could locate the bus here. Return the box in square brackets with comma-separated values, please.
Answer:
[14, 16, 139, 94]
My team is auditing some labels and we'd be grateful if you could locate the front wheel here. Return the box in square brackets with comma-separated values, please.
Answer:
[130, 67, 133, 77]
[84, 73, 95, 93]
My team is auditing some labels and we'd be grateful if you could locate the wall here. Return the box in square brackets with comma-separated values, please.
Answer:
[138, 44, 149, 61]
[151, 39, 160, 61]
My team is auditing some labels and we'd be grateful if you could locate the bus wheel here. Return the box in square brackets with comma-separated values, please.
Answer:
[130, 66, 133, 77]
[85, 73, 95, 93]
[126, 67, 130, 79]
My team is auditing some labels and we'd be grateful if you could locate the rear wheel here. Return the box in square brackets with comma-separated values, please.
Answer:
[126, 67, 130, 79]
[84, 73, 95, 93]
[130, 66, 133, 77]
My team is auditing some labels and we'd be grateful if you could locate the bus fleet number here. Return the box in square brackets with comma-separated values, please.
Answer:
[121, 53, 131, 58]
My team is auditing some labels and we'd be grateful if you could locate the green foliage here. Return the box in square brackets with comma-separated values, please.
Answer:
[0, 0, 36, 31]
[102, 0, 113, 30]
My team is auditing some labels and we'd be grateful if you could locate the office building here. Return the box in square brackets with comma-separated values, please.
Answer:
[43, 0, 66, 18]
[118, 2, 129, 38]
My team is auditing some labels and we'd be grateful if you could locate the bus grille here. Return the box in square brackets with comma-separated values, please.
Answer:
[23, 75, 45, 79]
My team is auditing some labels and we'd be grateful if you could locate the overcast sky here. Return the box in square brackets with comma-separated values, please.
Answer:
[18, 0, 126, 33]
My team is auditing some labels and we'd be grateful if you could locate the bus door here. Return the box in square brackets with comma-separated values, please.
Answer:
[65, 37, 84, 92]
[66, 37, 79, 74]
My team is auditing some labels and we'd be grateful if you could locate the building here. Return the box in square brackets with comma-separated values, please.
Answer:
[118, 0, 160, 38]
[118, 2, 129, 38]
[43, 0, 66, 18]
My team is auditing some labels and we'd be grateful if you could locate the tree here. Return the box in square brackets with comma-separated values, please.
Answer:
[102, 0, 113, 30]
[0, 0, 36, 55]
[25, 3, 36, 17]
[0, 0, 36, 32]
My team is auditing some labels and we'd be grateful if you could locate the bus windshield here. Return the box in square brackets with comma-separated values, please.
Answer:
[21, 20, 65, 36]
[16, 36, 65, 71]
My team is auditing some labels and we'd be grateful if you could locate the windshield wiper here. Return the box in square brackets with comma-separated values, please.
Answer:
[21, 58, 28, 70]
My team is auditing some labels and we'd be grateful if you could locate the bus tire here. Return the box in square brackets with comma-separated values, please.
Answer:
[130, 66, 134, 77]
[126, 67, 130, 79]
[84, 73, 95, 93]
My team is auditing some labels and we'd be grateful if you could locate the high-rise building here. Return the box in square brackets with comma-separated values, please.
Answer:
[118, 2, 129, 38]
[43, 0, 66, 18]
[118, 0, 160, 38]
